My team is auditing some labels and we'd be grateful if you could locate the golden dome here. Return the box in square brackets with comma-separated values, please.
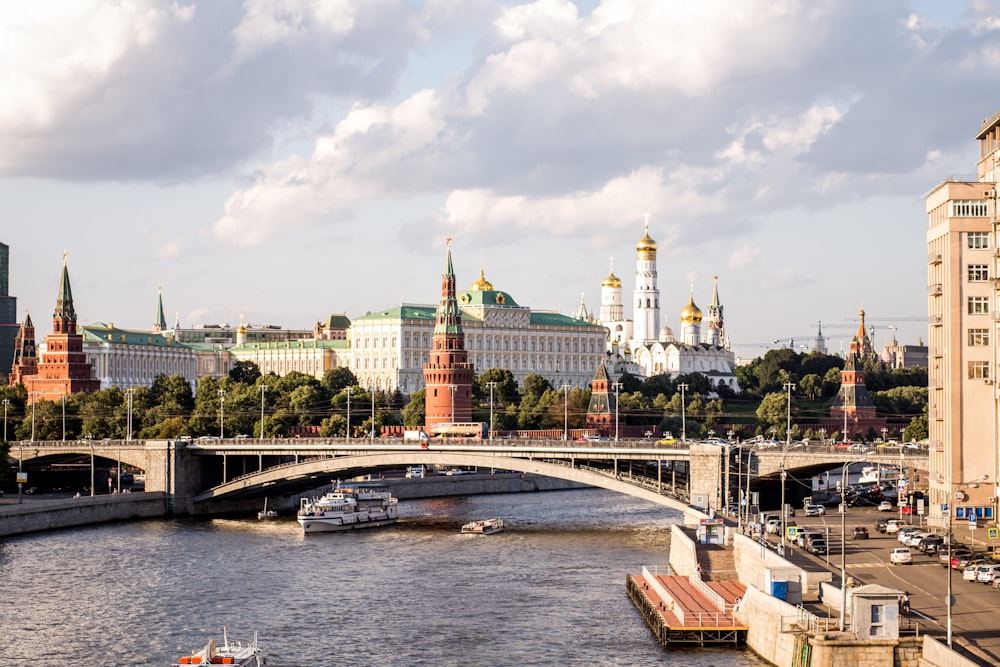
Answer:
[636, 221, 657, 254]
[471, 268, 493, 292]
[602, 272, 621, 288]
[680, 292, 702, 323]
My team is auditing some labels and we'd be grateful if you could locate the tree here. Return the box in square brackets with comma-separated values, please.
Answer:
[520, 373, 552, 402]
[321, 367, 357, 395]
[755, 391, 790, 438]
[799, 374, 824, 400]
[229, 360, 261, 384]
[401, 389, 426, 427]
[474, 368, 519, 404]
[618, 371, 642, 394]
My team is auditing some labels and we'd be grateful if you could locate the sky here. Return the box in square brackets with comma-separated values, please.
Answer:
[1, 0, 998, 361]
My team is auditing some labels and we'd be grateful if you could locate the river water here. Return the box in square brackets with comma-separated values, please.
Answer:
[0, 488, 769, 666]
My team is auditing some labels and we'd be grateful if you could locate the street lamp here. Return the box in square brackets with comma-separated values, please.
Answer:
[125, 387, 135, 441]
[218, 389, 226, 438]
[678, 383, 688, 441]
[784, 382, 796, 446]
[346, 389, 352, 441]
[371, 388, 376, 440]
[61, 396, 66, 442]
[2, 397, 9, 442]
[448, 385, 456, 423]
[561, 384, 571, 441]
[840, 456, 869, 631]
[259, 383, 268, 440]
[942, 473, 989, 648]
[486, 381, 497, 441]
[612, 381, 622, 442]
[30, 393, 36, 442]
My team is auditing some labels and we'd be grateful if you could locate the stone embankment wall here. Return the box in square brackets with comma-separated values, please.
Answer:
[0, 493, 168, 537]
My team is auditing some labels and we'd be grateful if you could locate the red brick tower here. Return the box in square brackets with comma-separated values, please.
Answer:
[423, 238, 474, 427]
[23, 254, 100, 404]
[8, 311, 37, 387]
[586, 360, 615, 430]
[821, 311, 886, 440]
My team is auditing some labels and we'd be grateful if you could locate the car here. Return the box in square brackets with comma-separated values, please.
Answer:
[954, 554, 980, 570]
[766, 519, 783, 535]
[901, 505, 914, 515]
[847, 443, 869, 453]
[897, 527, 919, 543]
[976, 564, 1000, 583]
[875, 518, 890, 533]
[878, 501, 893, 511]
[992, 574, 1000, 589]
[852, 526, 869, 539]
[808, 539, 828, 555]
[890, 547, 913, 565]
[963, 565, 981, 581]
[885, 520, 903, 534]
[919, 536, 945, 553]
[24, 486, 38, 494]
[904, 532, 930, 547]
[805, 504, 826, 516]
[797, 531, 822, 548]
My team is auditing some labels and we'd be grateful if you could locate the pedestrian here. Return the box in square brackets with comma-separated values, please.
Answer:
[901, 592, 910, 615]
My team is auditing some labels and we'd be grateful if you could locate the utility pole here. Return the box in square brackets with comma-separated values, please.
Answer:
[346, 389, 351, 441]
[218, 389, 227, 439]
[612, 382, 622, 442]
[259, 383, 268, 440]
[126, 387, 135, 441]
[486, 381, 497, 441]
[561, 384, 571, 441]
[678, 383, 689, 441]
[1, 397, 9, 442]
[371, 389, 376, 440]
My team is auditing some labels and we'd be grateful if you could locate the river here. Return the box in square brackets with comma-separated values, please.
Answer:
[0, 488, 769, 666]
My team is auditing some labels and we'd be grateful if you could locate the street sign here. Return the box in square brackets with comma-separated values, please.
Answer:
[16, 472, 27, 484]
[969, 513, 978, 526]
[941, 503, 949, 512]
[989, 528, 998, 540]
[787, 526, 798, 539]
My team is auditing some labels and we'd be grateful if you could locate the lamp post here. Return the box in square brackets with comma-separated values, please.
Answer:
[840, 456, 869, 631]
[678, 383, 688, 441]
[125, 387, 134, 441]
[3, 397, 10, 442]
[346, 389, 352, 441]
[486, 381, 497, 441]
[784, 382, 796, 446]
[30, 393, 36, 442]
[371, 388, 376, 440]
[943, 473, 989, 648]
[218, 389, 226, 439]
[612, 381, 622, 442]
[61, 396, 66, 442]
[561, 384, 571, 441]
[819, 427, 826, 445]
[259, 383, 268, 440]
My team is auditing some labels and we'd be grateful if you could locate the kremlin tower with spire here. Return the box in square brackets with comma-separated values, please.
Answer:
[423, 239, 474, 427]
[19, 254, 100, 403]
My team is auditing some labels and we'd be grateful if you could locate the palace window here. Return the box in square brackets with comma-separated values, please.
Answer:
[968, 264, 989, 281]
[968, 328, 990, 346]
[969, 296, 990, 314]
[968, 361, 990, 379]
[950, 200, 988, 218]
[968, 231, 990, 249]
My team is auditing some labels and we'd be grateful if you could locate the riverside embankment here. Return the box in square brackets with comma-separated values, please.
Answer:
[0, 472, 585, 537]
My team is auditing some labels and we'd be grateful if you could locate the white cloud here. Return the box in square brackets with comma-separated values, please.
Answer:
[728, 246, 762, 270]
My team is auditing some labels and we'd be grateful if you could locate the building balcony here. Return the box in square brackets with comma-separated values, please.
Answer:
[929, 314, 943, 326]
[928, 283, 943, 296]
[928, 252, 943, 265]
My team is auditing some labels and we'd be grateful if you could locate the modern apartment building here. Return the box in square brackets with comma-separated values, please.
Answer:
[924, 109, 1000, 527]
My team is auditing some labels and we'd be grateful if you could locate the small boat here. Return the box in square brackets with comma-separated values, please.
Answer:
[461, 518, 504, 535]
[297, 482, 399, 533]
[174, 629, 265, 666]
[257, 498, 278, 521]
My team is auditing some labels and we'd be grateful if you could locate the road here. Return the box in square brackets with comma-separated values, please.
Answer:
[759, 503, 1000, 665]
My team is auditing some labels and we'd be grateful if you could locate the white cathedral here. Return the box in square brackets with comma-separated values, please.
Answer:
[594, 221, 740, 394]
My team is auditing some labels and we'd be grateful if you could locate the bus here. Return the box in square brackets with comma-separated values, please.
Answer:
[430, 422, 488, 439]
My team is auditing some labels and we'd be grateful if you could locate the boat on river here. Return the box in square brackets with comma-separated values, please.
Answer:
[461, 518, 504, 535]
[257, 498, 278, 521]
[174, 629, 265, 666]
[297, 482, 399, 533]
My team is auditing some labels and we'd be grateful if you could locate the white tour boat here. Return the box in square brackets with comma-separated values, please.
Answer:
[297, 483, 399, 533]
[174, 629, 265, 666]
[461, 518, 504, 535]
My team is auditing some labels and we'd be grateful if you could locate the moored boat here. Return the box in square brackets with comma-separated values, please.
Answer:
[257, 498, 278, 521]
[174, 629, 265, 666]
[297, 482, 399, 533]
[461, 518, 504, 535]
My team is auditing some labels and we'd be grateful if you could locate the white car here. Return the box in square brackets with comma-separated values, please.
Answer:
[805, 505, 826, 516]
[963, 565, 981, 581]
[885, 520, 903, 534]
[878, 501, 893, 511]
[975, 564, 1000, 583]
[890, 548, 913, 565]
[896, 527, 919, 543]
[904, 532, 930, 547]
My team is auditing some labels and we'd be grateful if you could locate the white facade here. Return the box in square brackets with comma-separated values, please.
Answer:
[82, 324, 201, 390]
[631, 222, 660, 347]
[229, 339, 351, 380]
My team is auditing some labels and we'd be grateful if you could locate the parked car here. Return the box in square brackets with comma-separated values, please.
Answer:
[875, 518, 890, 533]
[852, 526, 870, 539]
[885, 520, 904, 534]
[890, 547, 913, 565]
[904, 532, 930, 547]
[878, 501, 893, 511]
[976, 564, 1000, 583]
[963, 565, 981, 581]
[804, 504, 826, 516]
[897, 527, 919, 543]
[946, 550, 972, 568]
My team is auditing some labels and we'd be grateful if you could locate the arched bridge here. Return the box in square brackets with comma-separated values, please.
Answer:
[9, 439, 927, 516]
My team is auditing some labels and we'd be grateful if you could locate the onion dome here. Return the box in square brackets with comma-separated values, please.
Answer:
[636, 222, 657, 255]
[237, 313, 247, 335]
[471, 268, 493, 292]
[680, 291, 702, 323]
[601, 257, 621, 287]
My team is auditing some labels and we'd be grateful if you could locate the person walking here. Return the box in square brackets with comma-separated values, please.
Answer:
[900, 592, 910, 615]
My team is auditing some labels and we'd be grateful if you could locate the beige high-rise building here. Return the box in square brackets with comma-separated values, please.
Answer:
[924, 109, 1000, 528]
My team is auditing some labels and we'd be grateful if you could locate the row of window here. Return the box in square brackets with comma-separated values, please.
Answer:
[357, 330, 602, 354]
[953, 201, 989, 218]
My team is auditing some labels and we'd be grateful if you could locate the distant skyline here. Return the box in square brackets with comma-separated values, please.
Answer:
[2, 1, 997, 359]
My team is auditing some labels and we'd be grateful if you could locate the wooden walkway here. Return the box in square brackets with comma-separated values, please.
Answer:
[627, 571, 748, 646]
